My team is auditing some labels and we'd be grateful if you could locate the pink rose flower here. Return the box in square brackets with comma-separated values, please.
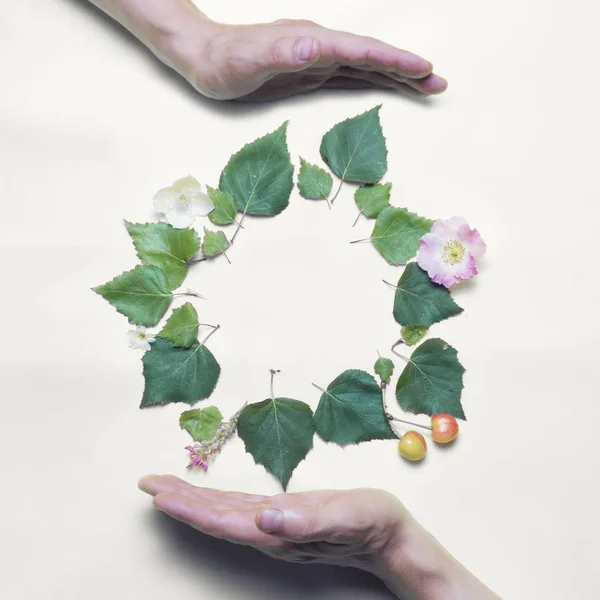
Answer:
[417, 217, 486, 287]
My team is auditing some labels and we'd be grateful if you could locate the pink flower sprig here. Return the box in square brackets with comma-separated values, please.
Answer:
[185, 406, 245, 471]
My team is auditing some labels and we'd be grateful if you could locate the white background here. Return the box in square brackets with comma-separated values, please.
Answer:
[1, 1, 599, 598]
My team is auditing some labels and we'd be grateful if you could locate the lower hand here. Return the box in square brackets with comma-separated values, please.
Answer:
[160, 18, 447, 101]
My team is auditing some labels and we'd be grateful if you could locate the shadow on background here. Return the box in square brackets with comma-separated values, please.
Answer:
[149, 510, 394, 598]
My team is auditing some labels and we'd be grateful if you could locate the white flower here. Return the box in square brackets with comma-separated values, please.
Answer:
[153, 176, 214, 229]
[127, 326, 156, 352]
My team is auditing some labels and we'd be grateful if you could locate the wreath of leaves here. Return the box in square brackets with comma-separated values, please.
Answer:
[94, 105, 474, 490]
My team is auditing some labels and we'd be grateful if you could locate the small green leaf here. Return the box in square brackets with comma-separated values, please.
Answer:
[374, 357, 394, 384]
[401, 325, 429, 346]
[202, 228, 230, 257]
[125, 221, 200, 289]
[238, 397, 314, 490]
[159, 303, 199, 348]
[320, 105, 388, 184]
[297, 158, 333, 199]
[395, 338, 466, 419]
[313, 370, 397, 446]
[180, 406, 223, 441]
[371, 206, 434, 265]
[93, 265, 173, 327]
[393, 263, 463, 326]
[207, 186, 238, 226]
[219, 122, 294, 216]
[355, 183, 391, 218]
[141, 337, 221, 407]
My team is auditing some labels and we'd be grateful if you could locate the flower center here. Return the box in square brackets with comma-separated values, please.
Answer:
[137, 332, 146, 339]
[176, 193, 190, 209]
[442, 239, 466, 265]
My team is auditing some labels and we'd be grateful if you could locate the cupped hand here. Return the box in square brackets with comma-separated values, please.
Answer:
[139, 474, 410, 574]
[168, 19, 447, 101]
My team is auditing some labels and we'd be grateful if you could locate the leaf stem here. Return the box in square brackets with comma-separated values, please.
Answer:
[382, 279, 398, 289]
[198, 323, 219, 329]
[391, 339, 410, 363]
[388, 416, 432, 431]
[188, 257, 207, 265]
[223, 251, 232, 264]
[270, 369, 281, 399]
[352, 211, 362, 227]
[329, 178, 344, 204]
[174, 289, 206, 299]
[311, 383, 328, 395]
[349, 237, 370, 244]
[199, 324, 220, 346]
[230, 211, 246, 244]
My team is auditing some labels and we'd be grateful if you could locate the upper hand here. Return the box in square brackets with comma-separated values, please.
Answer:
[163, 19, 447, 101]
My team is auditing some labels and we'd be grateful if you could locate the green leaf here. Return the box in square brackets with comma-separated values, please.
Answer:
[219, 122, 294, 216]
[207, 186, 238, 226]
[319, 105, 388, 184]
[395, 338, 466, 419]
[355, 183, 391, 218]
[374, 357, 394, 384]
[141, 337, 221, 407]
[202, 228, 230, 257]
[125, 221, 200, 289]
[159, 303, 198, 348]
[401, 325, 429, 346]
[393, 263, 463, 326]
[297, 157, 333, 199]
[313, 370, 397, 446]
[180, 406, 223, 441]
[371, 206, 434, 265]
[238, 397, 314, 490]
[93, 265, 172, 327]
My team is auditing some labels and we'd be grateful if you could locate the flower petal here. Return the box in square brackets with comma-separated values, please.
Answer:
[458, 226, 487, 259]
[165, 205, 194, 229]
[172, 176, 202, 193]
[189, 192, 214, 217]
[153, 188, 177, 215]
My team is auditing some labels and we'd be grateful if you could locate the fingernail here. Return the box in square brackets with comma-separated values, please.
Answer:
[258, 508, 283, 533]
[296, 38, 314, 62]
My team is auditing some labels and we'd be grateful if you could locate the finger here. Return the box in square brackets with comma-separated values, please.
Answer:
[323, 73, 427, 98]
[258, 36, 323, 74]
[351, 65, 448, 94]
[319, 31, 433, 78]
[334, 67, 423, 93]
[153, 492, 290, 549]
[139, 475, 268, 509]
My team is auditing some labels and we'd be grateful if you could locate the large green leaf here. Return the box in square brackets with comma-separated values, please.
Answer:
[313, 369, 397, 446]
[141, 337, 221, 407]
[219, 122, 294, 216]
[319, 106, 387, 183]
[238, 397, 314, 490]
[395, 338, 466, 419]
[207, 186, 238, 226]
[355, 183, 391, 218]
[371, 206, 434, 265]
[125, 221, 200, 289]
[93, 265, 173, 326]
[180, 406, 223, 441]
[202, 227, 230, 257]
[297, 158, 333, 199]
[159, 303, 198, 348]
[393, 263, 463, 326]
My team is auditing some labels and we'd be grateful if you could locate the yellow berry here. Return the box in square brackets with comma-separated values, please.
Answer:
[398, 431, 427, 461]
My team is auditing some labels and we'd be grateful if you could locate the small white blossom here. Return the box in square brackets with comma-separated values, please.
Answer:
[153, 176, 214, 229]
[127, 326, 156, 352]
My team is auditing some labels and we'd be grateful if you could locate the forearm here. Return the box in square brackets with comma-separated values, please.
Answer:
[86, 0, 215, 69]
[378, 518, 502, 600]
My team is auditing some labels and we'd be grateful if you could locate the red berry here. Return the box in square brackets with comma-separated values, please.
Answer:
[398, 431, 427, 461]
[431, 413, 459, 444]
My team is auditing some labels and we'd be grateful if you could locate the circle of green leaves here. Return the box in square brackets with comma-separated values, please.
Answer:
[94, 106, 471, 490]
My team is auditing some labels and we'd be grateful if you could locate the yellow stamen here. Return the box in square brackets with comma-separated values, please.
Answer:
[442, 239, 466, 265]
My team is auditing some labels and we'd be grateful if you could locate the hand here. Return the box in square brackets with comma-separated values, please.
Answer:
[139, 475, 409, 572]
[163, 18, 448, 101]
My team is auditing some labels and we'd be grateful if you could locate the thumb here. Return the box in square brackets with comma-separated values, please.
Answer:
[261, 36, 322, 73]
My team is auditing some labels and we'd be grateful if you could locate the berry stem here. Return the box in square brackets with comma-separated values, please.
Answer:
[388, 416, 432, 431]
[380, 382, 403, 439]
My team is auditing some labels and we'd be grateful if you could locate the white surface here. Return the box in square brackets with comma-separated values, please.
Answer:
[1, 1, 599, 598]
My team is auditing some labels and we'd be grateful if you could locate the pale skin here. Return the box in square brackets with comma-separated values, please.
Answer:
[139, 475, 501, 600]
[89, 1, 493, 596]
[87, 0, 448, 101]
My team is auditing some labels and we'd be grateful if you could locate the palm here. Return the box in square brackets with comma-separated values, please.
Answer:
[188, 20, 447, 101]
[139, 475, 405, 571]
